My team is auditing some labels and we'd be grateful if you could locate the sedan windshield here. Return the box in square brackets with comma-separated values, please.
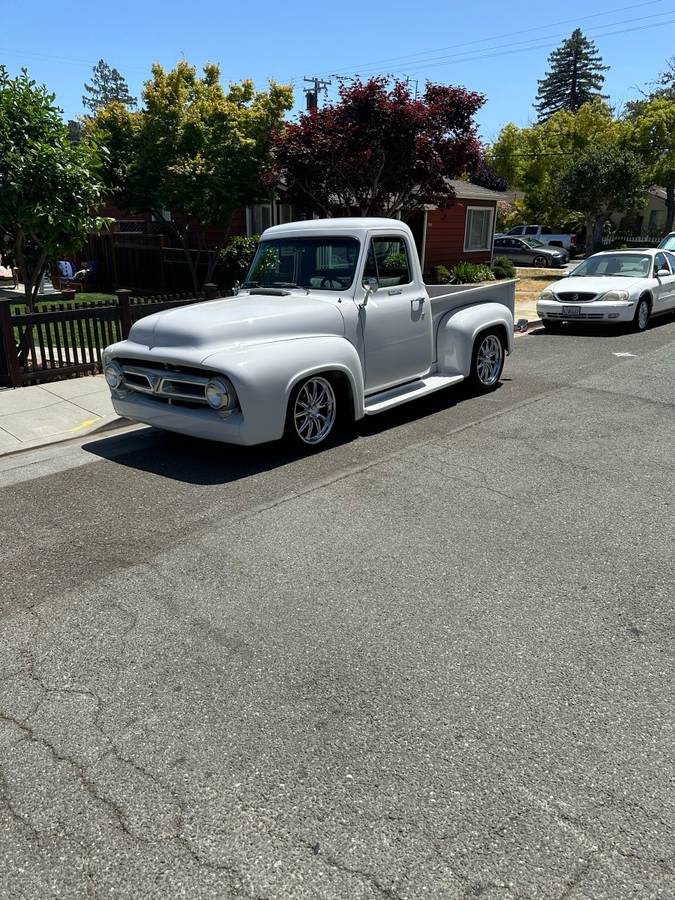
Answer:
[570, 253, 651, 278]
[243, 237, 360, 291]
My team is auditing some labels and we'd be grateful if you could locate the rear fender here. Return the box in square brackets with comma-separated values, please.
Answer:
[436, 302, 514, 377]
[203, 336, 365, 443]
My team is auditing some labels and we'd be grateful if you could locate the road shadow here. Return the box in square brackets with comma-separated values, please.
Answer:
[83, 381, 504, 485]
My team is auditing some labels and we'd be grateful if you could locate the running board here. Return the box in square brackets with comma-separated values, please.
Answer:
[364, 374, 465, 415]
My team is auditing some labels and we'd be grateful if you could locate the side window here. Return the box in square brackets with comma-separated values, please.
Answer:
[365, 237, 412, 288]
[665, 251, 675, 271]
[525, 225, 538, 235]
[655, 252, 670, 274]
[509, 226, 523, 235]
[494, 238, 505, 248]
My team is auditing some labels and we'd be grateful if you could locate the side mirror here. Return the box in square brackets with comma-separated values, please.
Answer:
[361, 276, 378, 307]
[656, 268, 670, 278]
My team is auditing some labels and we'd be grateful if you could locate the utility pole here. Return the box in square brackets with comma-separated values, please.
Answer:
[303, 76, 332, 111]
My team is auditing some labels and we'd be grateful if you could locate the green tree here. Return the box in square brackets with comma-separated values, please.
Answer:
[559, 145, 644, 249]
[535, 29, 609, 122]
[83, 59, 136, 113]
[630, 97, 675, 234]
[489, 100, 623, 222]
[88, 61, 293, 292]
[0, 67, 105, 310]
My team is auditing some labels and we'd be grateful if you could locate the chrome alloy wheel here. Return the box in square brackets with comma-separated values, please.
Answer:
[637, 298, 650, 331]
[293, 376, 336, 445]
[476, 334, 503, 387]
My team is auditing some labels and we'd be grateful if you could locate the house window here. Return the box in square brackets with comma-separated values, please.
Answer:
[247, 202, 295, 236]
[464, 207, 494, 252]
[247, 204, 273, 236]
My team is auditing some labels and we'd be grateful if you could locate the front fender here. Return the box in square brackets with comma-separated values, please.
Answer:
[202, 336, 365, 443]
[436, 302, 514, 377]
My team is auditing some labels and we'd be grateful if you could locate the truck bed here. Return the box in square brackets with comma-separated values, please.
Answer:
[427, 279, 516, 330]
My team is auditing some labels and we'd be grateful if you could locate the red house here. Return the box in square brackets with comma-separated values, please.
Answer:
[238, 180, 504, 277]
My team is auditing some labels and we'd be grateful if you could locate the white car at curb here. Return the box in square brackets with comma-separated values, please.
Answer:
[536, 248, 675, 331]
[102, 218, 515, 449]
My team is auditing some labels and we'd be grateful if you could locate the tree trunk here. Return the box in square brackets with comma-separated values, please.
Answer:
[584, 218, 594, 255]
[664, 183, 675, 235]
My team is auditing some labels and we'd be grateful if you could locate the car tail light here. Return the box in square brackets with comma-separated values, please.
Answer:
[571, 235, 577, 246]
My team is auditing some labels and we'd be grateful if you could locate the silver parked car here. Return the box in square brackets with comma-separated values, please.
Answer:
[493, 236, 569, 268]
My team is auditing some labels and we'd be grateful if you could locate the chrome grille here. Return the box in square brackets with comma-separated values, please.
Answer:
[120, 363, 210, 405]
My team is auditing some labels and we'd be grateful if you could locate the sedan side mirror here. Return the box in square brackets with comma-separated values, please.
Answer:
[656, 268, 670, 278]
[361, 276, 379, 307]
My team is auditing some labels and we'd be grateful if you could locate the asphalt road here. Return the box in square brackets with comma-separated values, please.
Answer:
[1, 319, 674, 899]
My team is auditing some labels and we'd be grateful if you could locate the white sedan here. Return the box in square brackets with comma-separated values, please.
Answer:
[536, 248, 675, 331]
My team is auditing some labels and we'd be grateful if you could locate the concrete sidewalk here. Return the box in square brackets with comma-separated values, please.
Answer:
[0, 375, 123, 456]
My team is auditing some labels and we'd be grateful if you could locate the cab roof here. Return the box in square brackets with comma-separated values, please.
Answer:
[262, 217, 413, 238]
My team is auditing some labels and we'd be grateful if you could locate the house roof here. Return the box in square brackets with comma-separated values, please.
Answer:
[446, 180, 509, 201]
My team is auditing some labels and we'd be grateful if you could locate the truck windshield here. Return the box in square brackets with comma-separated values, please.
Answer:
[243, 237, 360, 292]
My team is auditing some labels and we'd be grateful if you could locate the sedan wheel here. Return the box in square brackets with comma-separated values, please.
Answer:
[633, 298, 650, 332]
[470, 331, 505, 392]
[533, 255, 549, 268]
[287, 375, 337, 448]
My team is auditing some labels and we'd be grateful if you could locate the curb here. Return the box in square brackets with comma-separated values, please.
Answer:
[0, 414, 135, 460]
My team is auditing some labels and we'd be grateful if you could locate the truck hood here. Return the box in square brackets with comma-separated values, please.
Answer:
[128, 292, 345, 355]
[550, 276, 643, 295]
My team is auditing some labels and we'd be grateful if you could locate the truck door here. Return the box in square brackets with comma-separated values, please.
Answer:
[360, 234, 433, 393]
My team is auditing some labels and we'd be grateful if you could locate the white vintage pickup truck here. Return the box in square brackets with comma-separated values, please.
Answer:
[103, 218, 515, 448]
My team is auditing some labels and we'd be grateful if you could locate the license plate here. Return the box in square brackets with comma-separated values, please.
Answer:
[562, 306, 580, 317]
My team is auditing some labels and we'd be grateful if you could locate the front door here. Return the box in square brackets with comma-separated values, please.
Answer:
[360, 234, 432, 393]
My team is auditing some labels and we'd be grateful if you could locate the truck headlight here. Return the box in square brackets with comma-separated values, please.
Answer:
[104, 360, 123, 389]
[600, 290, 629, 302]
[205, 377, 236, 410]
[539, 289, 555, 301]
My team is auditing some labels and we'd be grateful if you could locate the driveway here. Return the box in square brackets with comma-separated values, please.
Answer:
[1, 319, 673, 898]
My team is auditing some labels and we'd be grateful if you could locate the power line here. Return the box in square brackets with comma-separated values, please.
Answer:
[338, 12, 675, 82]
[284, 0, 671, 84]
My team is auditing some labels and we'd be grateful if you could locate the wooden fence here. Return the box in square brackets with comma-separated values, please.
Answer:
[0, 285, 221, 388]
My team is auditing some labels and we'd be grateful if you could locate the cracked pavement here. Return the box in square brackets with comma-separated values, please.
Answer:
[0, 319, 674, 898]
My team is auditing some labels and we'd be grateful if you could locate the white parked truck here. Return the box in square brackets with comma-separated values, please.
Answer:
[506, 224, 581, 253]
[103, 218, 515, 449]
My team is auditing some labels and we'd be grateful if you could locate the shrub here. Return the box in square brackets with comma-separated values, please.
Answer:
[220, 235, 260, 285]
[381, 252, 408, 271]
[432, 264, 453, 284]
[451, 261, 495, 284]
[491, 255, 515, 279]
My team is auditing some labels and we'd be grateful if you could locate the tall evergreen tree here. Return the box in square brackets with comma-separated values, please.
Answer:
[82, 59, 136, 113]
[535, 29, 608, 121]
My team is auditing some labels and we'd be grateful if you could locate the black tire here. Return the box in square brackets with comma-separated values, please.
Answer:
[633, 297, 650, 332]
[468, 330, 505, 393]
[284, 374, 340, 450]
[542, 319, 563, 331]
[533, 255, 549, 268]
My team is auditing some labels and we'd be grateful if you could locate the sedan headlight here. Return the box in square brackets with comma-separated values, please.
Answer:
[600, 290, 630, 302]
[205, 377, 237, 411]
[539, 289, 556, 301]
[104, 360, 123, 389]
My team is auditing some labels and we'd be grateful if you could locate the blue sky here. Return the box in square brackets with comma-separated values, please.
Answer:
[3, 0, 674, 142]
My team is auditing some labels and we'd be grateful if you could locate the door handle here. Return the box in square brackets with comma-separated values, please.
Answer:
[412, 297, 426, 319]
